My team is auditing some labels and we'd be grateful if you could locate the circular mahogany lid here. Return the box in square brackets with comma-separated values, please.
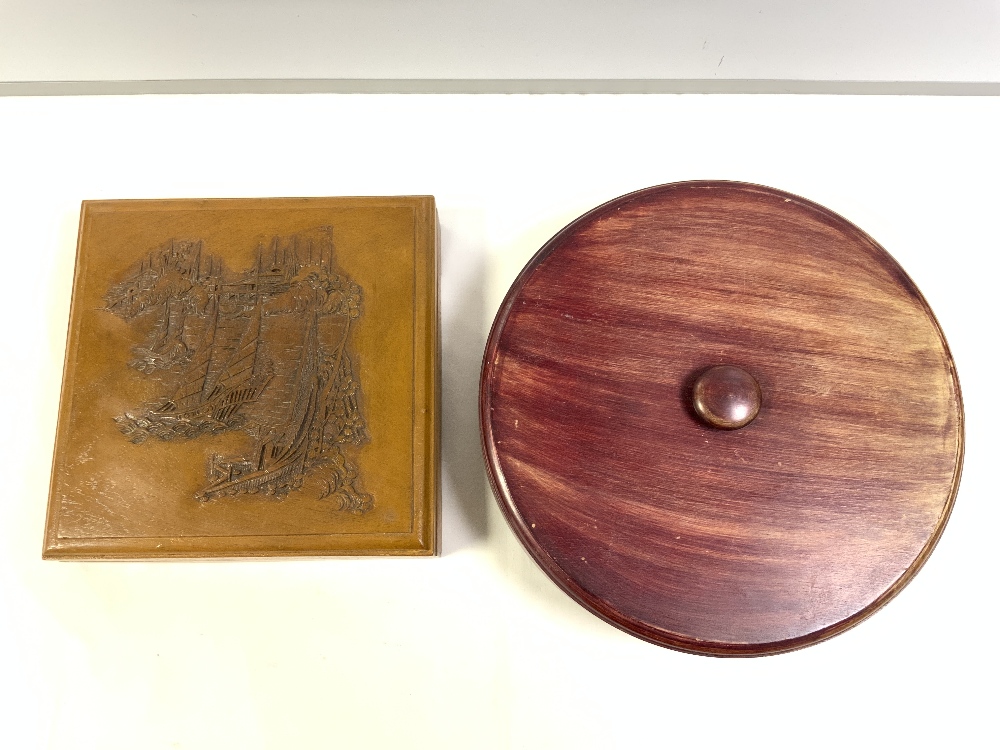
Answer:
[480, 182, 963, 656]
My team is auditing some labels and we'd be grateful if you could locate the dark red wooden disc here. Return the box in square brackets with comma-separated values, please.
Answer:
[480, 182, 963, 656]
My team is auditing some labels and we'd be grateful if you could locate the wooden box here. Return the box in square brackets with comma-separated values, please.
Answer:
[481, 182, 963, 655]
[44, 197, 439, 558]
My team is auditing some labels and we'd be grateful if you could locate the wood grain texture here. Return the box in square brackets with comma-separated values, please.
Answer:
[481, 182, 963, 656]
[44, 197, 439, 559]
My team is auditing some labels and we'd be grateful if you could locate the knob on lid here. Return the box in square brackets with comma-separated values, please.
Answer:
[480, 182, 963, 656]
[692, 365, 762, 430]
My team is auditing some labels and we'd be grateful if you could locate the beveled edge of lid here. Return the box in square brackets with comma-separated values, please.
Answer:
[478, 180, 965, 657]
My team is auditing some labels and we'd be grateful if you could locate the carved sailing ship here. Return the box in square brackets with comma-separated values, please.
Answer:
[106, 228, 372, 513]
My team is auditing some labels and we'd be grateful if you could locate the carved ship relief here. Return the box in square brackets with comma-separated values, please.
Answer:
[105, 227, 373, 513]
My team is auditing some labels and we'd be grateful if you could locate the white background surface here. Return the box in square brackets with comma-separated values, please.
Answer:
[1, 1, 999, 85]
[1, 94, 998, 748]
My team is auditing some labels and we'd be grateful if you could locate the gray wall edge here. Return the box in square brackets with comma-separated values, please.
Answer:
[2, 79, 1000, 97]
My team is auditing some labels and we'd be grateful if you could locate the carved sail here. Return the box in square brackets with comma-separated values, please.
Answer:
[197, 309, 360, 506]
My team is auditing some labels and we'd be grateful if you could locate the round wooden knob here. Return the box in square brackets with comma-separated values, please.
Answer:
[692, 365, 762, 430]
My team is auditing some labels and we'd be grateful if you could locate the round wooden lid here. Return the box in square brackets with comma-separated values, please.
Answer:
[481, 182, 963, 656]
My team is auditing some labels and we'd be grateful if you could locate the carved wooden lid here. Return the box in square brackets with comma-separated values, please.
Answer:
[480, 182, 963, 656]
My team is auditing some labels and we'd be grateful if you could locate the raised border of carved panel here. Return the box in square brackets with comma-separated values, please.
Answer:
[44, 197, 439, 558]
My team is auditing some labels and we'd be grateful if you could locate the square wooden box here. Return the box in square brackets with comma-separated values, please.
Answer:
[44, 197, 439, 558]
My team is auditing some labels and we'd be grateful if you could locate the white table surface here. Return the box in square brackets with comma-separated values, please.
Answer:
[0, 93, 997, 749]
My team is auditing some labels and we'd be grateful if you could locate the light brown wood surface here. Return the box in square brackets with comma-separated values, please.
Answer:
[45, 197, 439, 558]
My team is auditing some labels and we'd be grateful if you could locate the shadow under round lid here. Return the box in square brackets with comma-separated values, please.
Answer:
[480, 181, 963, 656]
